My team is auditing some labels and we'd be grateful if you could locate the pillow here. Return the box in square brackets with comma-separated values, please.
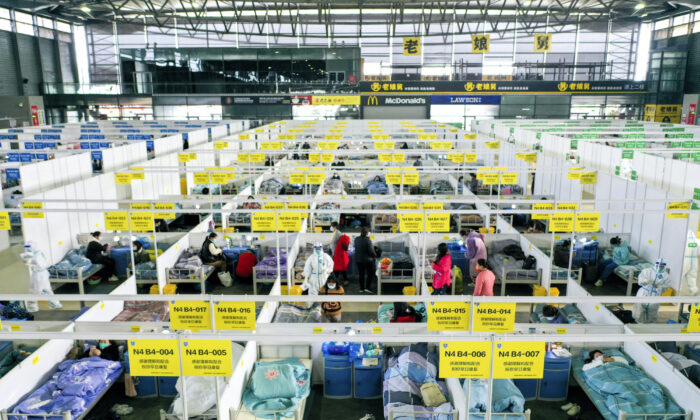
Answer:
[582, 349, 634, 365]
[250, 363, 297, 399]
[420, 382, 447, 407]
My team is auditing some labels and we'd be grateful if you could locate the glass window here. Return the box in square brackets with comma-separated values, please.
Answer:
[654, 18, 670, 30]
[56, 21, 71, 33]
[14, 11, 33, 24]
[37, 16, 52, 28]
[16, 22, 34, 35]
[693, 23, 700, 33]
[673, 14, 689, 26]
[672, 24, 688, 37]
[0, 8, 10, 20]
[0, 19, 10, 32]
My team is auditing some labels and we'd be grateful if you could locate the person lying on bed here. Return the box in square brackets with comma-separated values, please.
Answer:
[541, 305, 567, 324]
[582, 349, 629, 371]
[80, 340, 120, 361]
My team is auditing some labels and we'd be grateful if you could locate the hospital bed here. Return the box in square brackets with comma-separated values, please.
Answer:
[48, 248, 104, 296]
[165, 247, 217, 292]
[601, 247, 656, 296]
[571, 348, 688, 420]
[230, 345, 312, 420]
[376, 240, 416, 295]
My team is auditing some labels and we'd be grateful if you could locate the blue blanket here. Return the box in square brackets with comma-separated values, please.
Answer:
[242, 358, 310, 419]
[463, 379, 526, 420]
[12, 357, 123, 419]
[48, 249, 97, 279]
[383, 343, 454, 420]
[367, 180, 389, 194]
[580, 359, 684, 419]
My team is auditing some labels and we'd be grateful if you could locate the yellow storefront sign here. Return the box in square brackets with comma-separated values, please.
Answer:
[128, 339, 179, 377]
[439, 341, 491, 379]
[473, 302, 516, 333]
[312, 95, 361, 106]
[493, 341, 546, 379]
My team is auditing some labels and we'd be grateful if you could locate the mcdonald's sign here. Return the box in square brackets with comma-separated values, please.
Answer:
[362, 95, 427, 106]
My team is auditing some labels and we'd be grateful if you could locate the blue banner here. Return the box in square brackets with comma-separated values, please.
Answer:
[34, 142, 44, 150]
[8, 153, 19, 162]
[91, 151, 103, 160]
[20, 153, 34, 162]
[100, 142, 109, 148]
[5, 168, 19, 180]
[8, 129, 23, 133]
[127, 134, 150, 140]
[146, 140, 154, 149]
[430, 95, 501, 105]
[162, 129, 179, 133]
[90, 142, 101, 149]
[36, 153, 48, 160]
[41, 129, 61, 133]
[24, 142, 34, 149]
[80, 142, 90, 149]
[120, 129, 140, 133]
[182, 133, 188, 141]
[44, 142, 56, 148]
[0, 135, 17, 140]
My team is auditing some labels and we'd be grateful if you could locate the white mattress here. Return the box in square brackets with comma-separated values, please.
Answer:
[232, 358, 313, 420]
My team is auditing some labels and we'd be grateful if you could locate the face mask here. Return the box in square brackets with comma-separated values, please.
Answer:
[133, 247, 138, 252]
[99, 342, 109, 350]
[545, 316, 555, 321]
[594, 355, 604, 362]
[656, 266, 664, 274]
[328, 284, 336, 290]
[315, 249, 322, 255]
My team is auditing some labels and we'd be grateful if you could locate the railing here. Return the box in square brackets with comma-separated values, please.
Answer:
[42, 81, 359, 95]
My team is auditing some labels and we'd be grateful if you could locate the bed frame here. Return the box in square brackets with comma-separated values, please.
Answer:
[166, 265, 215, 293]
[497, 267, 543, 296]
[49, 263, 103, 296]
[570, 353, 691, 420]
[1, 367, 119, 420]
[378, 262, 416, 295]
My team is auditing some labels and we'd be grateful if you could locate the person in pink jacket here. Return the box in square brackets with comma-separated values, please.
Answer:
[474, 258, 495, 296]
[431, 243, 452, 295]
[466, 232, 487, 282]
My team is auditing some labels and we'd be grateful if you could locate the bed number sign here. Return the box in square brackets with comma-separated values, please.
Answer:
[687, 303, 700, 333]
[169, 301, 211, 331]
[214, 301, 256, 330]
[128, 339, 180, 377]
[181, 339, 233, 376]
[472, 302, 516, 333]
[439, 341, 491, 378]
[493, 341, 545, 379]
[428, 302, 470, 331]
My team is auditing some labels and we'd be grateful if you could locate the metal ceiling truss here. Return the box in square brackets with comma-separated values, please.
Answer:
[25, 0, 647, 39]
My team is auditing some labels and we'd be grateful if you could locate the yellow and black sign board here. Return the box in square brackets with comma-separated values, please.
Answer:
[534, 34, 552, 52]
[472, 35, 490, 53]
[645, 104, 682, 123]
[403, 37, 421, 56]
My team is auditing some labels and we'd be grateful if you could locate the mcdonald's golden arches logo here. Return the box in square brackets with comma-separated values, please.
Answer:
[367, 96, 379, 106]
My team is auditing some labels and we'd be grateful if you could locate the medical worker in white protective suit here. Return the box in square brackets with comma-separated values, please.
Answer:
[21, 243, 62, 312]
[633, 259, 670, 323]
[301, 242, 334, 296]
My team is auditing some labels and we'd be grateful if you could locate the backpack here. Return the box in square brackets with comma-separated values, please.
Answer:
[522, 255, 537, 270]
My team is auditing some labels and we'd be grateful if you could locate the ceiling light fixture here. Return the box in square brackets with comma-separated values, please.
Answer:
[80, 6, 91, 13]
[635, 3, 645, 10]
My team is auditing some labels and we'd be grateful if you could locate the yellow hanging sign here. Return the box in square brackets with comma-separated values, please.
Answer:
[115, 173, 132, 185]
[21, 202, 44, 219]
[485, 141, 500, 149]
[289, 173, 306, 184]
[667, 202, 690, 219]
[214, 301, 256, 330]
[422, 202, 444, 210]
[397, 202, 420, 210]
[252, 213, 277, 231]
[428, 302, 470, 331]
[309, 153, 321, 163]
[550, 213, 575, 232]
[392, 153, 406, 163]
[386, 172, 402, 185]
[399, 213, 425, 232]
[194, 173, 211, 185]
[439, 341, 492, 379]
[211, 173, 229, 185]
[128, 339, 179, 377]
[105, 212, 129, 231]
[687, 303, 700, 333]
[500, 173, 518, 185]
[472, 35, 490, 53]
[534, 33, 552, 52]
[378, 153, 392, 163]
[238, 153, 249, 163]
[426, 213, 450, 232]
[473, 302, 516, 333]
[263, 202, 285, 210]
[181, 339, 234, 377]
[214, 141, 228, 150]
[169, 300, 211, 330]
[277, 213, 303, 231]
[154, 203, 176, 219]
[321, 153, 334, 163]
[306, 172, 326, 185]
[403, 37, 421, 55]
[575, 212, 601, 232]
[531, 203, 554, 220]
[556, 203, 578, 210]
[482, 172, 500, 185]
[493, 341, 546, 379]
[250, 153, 265, 163]
[402, 172, 419, 185]
[464, 133, 477, 140]
[567, 172, 582, 180]
[580, 172, 597, 185]
[0, 212, 10, 230]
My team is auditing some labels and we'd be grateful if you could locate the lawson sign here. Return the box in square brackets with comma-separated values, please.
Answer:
[430, 95, 501, 105]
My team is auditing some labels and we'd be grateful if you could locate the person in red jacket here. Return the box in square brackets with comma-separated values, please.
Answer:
[333, 234, 351, 287]
[235, 249, 258, 283]
[431, 243, 452, 295]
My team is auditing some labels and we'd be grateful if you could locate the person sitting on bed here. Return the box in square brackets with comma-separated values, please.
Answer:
[582, 349, 629, 371]
[391, 302, 423, 323]
[80, 340, 120, 361]
[86, 231, 117, 282]
[129, 240, 150, 268]
[541, 305, 567, 324]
